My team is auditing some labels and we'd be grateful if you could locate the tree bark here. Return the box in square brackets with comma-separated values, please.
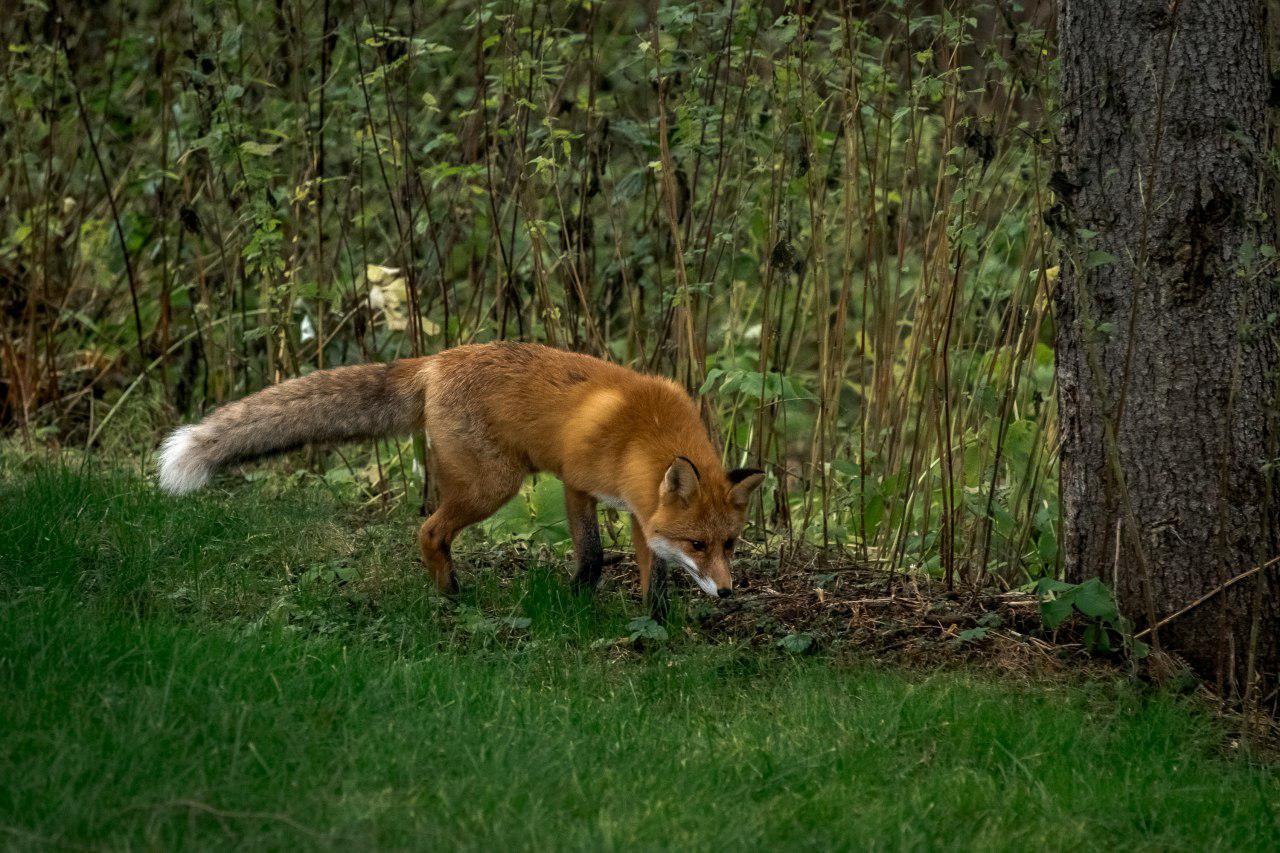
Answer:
[1055, 0, 1279, 704]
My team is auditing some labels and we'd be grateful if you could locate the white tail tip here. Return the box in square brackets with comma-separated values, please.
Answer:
[157, 425, 210, 494]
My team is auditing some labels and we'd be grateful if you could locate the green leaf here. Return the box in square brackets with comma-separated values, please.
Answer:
[1040, 595, 1073, 630]
[1084, 249, 1118, 270]
[1033, 577, 1074, 595]
[627, 617, 668, 643]
[1083, 623, 1113, 653]
[778, 632, 815, 654]
[1073, 578, 1118, 621]
[240, 140, 281, 157]
[977, 612, 1003, 628]
[698, 367, 724, 395]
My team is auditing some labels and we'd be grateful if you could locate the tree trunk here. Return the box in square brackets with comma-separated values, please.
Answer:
[1055, 0, 1279, 705]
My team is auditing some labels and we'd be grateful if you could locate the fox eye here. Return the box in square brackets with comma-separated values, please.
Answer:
[689, 540, 707, 553]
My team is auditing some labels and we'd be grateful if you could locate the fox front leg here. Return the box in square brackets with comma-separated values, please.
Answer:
[632, 514, 668, 622]
[565, 486, 604, 591]
[645, 556, 670, 623]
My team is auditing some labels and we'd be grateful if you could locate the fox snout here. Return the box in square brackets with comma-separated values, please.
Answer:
[699, 572, 734, 599]
[703, 561, 735, 599]
[689, 565, 733, 599]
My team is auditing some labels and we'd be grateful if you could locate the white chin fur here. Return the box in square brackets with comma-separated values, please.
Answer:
[157, 425, 210, 495]
[648, 536, 720, 598]
[686, 568, 720, 597]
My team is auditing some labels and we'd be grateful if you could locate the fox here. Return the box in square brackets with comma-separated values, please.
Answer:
[157, 342, 764, 608]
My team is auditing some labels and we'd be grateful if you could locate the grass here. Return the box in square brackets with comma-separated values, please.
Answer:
[1, 462, 1277, 850]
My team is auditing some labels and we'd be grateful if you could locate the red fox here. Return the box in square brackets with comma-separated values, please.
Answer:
[158, 342, 763, 606]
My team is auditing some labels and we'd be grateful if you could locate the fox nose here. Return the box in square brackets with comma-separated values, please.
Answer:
[717, 587, 733, 599]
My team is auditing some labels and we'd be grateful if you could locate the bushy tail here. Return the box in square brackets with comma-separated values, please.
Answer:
[157, 359, 427, 494]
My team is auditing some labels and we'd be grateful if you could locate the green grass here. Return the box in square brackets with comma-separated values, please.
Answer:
[1, 463, 1277, 850]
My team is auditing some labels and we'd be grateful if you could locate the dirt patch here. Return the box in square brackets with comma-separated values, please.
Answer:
[584, 546, 1229, 692]
[665, 549, 1083, 669]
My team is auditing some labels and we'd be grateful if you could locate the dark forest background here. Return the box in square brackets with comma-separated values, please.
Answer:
[3, 1, 1058, 585]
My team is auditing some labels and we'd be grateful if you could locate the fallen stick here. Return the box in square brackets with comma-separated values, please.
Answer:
[1134, 554, 1280, 641]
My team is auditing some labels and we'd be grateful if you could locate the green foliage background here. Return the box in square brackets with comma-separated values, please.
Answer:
[2, 0, 1059, 584]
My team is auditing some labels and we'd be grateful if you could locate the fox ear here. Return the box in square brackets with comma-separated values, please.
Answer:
[660, 457, 700, 503]
[727, 468, 765, 508]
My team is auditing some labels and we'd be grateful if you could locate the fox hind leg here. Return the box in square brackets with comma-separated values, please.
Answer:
[417, 443, 523, 593]
[418, 504, 469, 594]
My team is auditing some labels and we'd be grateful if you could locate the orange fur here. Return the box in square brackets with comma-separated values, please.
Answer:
[159, 342, 763, 607]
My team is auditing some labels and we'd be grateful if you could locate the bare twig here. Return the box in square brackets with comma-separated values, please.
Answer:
[1134, 555, 1280, 641]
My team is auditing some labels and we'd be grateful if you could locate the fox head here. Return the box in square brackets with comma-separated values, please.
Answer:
[644, 457, 765, 598]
